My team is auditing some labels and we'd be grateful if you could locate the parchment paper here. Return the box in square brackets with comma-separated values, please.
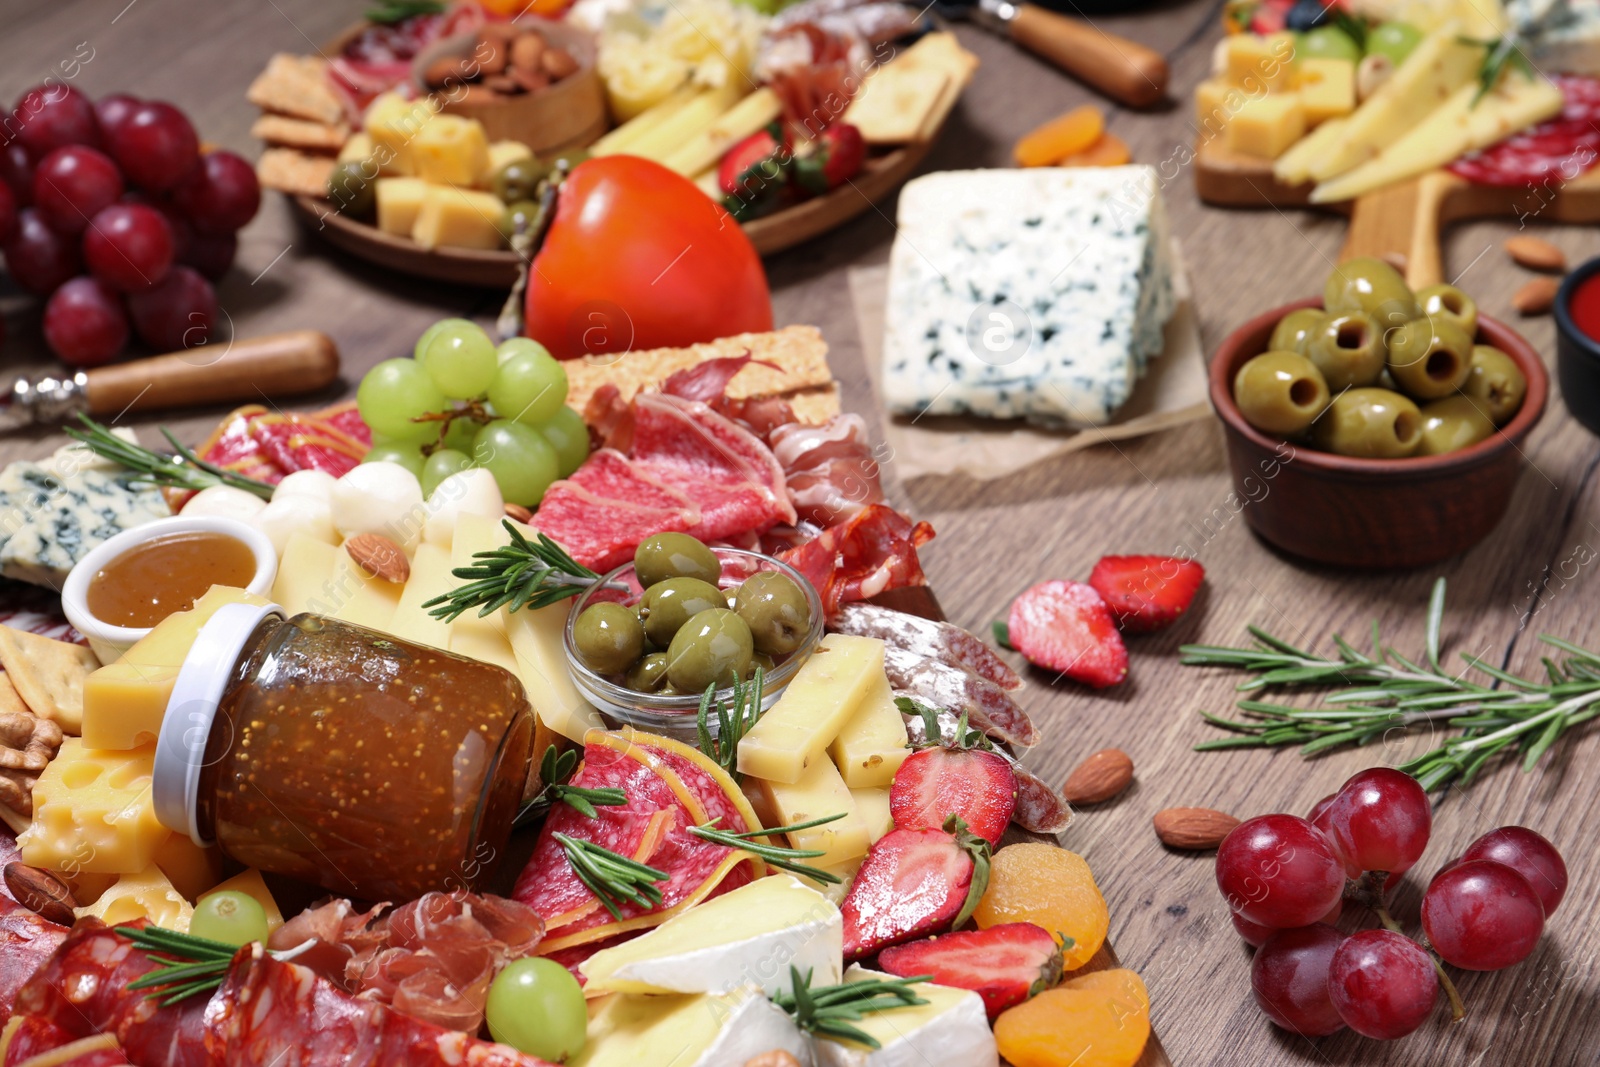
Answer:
[849, 242, 1210, 482]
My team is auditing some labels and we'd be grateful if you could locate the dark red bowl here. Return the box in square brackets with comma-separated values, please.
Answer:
[1209, 298, 1548, 569]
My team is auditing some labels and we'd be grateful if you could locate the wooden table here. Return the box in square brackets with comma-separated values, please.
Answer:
[3, 2, 1597, 1063]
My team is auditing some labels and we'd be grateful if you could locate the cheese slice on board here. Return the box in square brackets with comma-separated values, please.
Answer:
[1273, 115, 1350, 185]
[851, 786, 894, 844]
[738, 634, 886, 784]
[828, 669, 909, 789]
[447, 513, 519, 674]
[580, 874, 842, 996]
[815, 966, 998, 1067]
[76, 864, 193, 932]
[152, 831, 224, 901]
[272, 533, 343, 616]
[758, 756, 871, 867]
[505, 601, 604, 744]
[19, 740, 166, 874]
[572, 987, 811, 1067]
[386, 541, 454, 651]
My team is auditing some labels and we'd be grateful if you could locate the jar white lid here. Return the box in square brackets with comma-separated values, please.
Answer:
[152, 601, 284, 847]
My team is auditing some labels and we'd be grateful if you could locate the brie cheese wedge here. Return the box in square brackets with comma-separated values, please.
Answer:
[573, 986, 815, 1067]
[813, 967, 997, 1067]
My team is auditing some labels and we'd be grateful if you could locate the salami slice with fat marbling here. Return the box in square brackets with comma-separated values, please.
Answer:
[883, 646, 1039, 748]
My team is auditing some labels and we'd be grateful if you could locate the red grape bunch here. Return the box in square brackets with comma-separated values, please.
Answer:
[0, 84, 260, 367]
[1215, 766, 1567, 1041]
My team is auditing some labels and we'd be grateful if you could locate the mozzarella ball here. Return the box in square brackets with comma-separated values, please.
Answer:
[272, 469, 338, 504]
[331, 462, 425, 548]
[181, 485, 268, 523]
[257, 494, 338, 554]
[423, 468, 506, 549]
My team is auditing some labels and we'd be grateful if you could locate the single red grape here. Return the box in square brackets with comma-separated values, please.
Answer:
[83, 203, 174, 292]
[172, 151, 260, 234]
[0, 180, 15, 243]
[11, 84, 101, 157]
[1232, 898, 1343, 947]
[2, 207, 82, 294]
[1455, 827, 1567, 917]
[182, 231, 236, 279]
[32, 146, 124, 235]
[42, 275, 127, 366]
[94, 93, 141, 140]
[1422, 859, 1544, 971]
[1327, 929, 1437, 1040]
[105, 101, 198, 192]
[1306, 793, 1336, 825]
[1216, 814, 1345, 929]
[1252, 924, 1346, 1036]
[1316, 767, 1431, 878]
[127, 264, 217, 351]
[0, 143, 36, 205]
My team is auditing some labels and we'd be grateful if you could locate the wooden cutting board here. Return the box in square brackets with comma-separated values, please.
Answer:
[1194, 138, 1600, 284]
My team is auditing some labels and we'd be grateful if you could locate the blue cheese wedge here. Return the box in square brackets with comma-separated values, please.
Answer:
[881, 166, 1175, 428]
[0, 460, 170, 589]
[1510, 0, 1600, 75]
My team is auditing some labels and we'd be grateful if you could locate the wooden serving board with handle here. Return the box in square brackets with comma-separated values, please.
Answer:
[1194, 138, 1600, 285]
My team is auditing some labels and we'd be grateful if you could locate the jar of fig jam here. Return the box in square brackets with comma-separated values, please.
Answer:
[153, 602, 533, 901]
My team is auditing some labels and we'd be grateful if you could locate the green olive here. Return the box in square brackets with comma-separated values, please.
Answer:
[734, 571, 811, 656]
[498, 198, 542, 240]
[1416, 283, 1478, 338]
[665, 608, 754, 693]
[634, 533, 721, 589]
[1310, 388, 1423, 458]
[545, 149, 590, 173]
[625, 652, 670, 692]
[574, 602, 644, 676]
[1462, 345, 1526, 425]
[1386, 315, 1474, 399]
[1269, 308, 1328, 356]
[747, 651, 777, 679]
[1233, 351, 1331, 436]
[1377, 367, 1400, 392]
[1323, 256, 1420, 331]
[1417, 394, 1497, 456]
[639, 577, 726, 647]
[492, 158, 549, 204]
[1305, 311, 1386, 391]
[326, 161, 376, 220]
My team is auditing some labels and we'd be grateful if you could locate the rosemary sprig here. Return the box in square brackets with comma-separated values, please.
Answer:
[64, 415, 276, 499]
[366, 0, 444, 24]
[1183, 578, 1600, 791]
[696, 668, 765, 781]
[516, 745, 626, 827]
[555, 833, 668, 919]
[689, 813, 846, 883]
[895, 697, 992, 752]
[122, 926, 316, 1005]
[772, 966, 931, 1048]
[424, 522, 612, 622]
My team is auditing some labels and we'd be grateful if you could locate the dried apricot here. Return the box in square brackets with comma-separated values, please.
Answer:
[1059, 132, 1132, 168]
[973, 843, 1107, 969]
[1014, 105, 1105, 168]
[995, 968, 1151, 1067]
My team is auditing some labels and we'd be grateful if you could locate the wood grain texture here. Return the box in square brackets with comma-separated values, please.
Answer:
[1, 1, 1596, 1064]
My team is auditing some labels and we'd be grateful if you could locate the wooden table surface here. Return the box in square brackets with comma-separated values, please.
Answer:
[3, 1, 1597, 1064]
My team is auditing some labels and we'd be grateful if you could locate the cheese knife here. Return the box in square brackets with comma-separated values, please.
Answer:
[940, 0, 1169, 108]
[0, 330, 341, 432]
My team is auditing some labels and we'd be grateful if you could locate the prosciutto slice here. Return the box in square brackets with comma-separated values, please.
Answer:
[779, 504, 934, 614]
[770, 415, 885, 526]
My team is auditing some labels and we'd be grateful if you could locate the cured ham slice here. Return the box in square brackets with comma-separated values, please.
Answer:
[770, 415, 885, 526]
[779, 504, 934, 614]
[830, 603, 1021, 691]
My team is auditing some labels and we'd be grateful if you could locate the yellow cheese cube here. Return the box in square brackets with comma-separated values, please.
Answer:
[153, 831, 224, 901]
[1227, 93, 1307, 159]
[77, 865, 193, 932]
[365, 92, 436, 175]
[1296, 58, 1355, 125]
[81, 661, 179, 750]
[1225, 32, 1296, 93]
[204, 869, 284, 934]
[738, 635, 885, 785]
[273, 532, 344, 616]
[62, 870, 118, 906]
[757, 756, 870, 867]
[1195, 77, 1243, 136]
[20, 740, 166, 875]
[386, 542, 454, 651]
[487, 140, 533, 178]
[412, 114, 491, 186]
[851, 786, 893, 844]
[411, 186, 506, 251]
[328, 549, 403, 633]
[376, 177, 430, 236]
[338, 132, 375, 165]
[120, 586, 271, 669]
[829, 670, 909, 789]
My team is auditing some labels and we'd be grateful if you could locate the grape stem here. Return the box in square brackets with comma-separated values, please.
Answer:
[1348, 871, 1466, 1023]
[410, 400, 493, 456]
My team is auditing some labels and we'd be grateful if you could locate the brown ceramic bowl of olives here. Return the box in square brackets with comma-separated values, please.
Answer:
[1210, 258, 1548, 569]
[564, 533, 824, 738]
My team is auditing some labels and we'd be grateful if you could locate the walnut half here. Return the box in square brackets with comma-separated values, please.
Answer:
[0, 711, 64, 817]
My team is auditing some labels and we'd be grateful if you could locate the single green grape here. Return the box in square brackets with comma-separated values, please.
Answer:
[1298, 25, 1361, 63]
[474, 419, 559, 507]
[364, 442, 426, 480]
[440, 416, 479, 453]
[1366, 21, 1422, 64]
[419, 321, 499, 401]
[538, 404, 591, 478]
[357, 359, 446, 443]
[190, 890, 269, 947]
[413, 317, 473, 362]
[485, 958, 586, 1061]
[421, 448, 473, 497]
[489, 339, 568, 425]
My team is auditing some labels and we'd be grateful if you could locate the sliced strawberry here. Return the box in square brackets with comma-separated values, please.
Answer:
[1006, 580, 1127, 688]
[890, 746, 1016, 846]
[878, 923, 1064, 1018]
[718, 124, 788, 198]
[1088, 555, 1205, 634]
[840, 816, 991, 960]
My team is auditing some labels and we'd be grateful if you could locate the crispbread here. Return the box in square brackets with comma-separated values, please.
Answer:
[562, 326, 835, 412]
[257, 147, 338, 197]
[844, 66, 950, 145]
[247, 53, 344, 125]
[251, 114, 350, 153]
[0, 627, 98, 735]
[786, 384, 842, 425]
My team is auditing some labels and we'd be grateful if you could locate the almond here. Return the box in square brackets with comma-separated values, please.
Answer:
[4, 861, 77, 926]
[1061, 748, 1134, 805]
[541, 47, 579, 80]
[1505, 235, 1567, 273]
[423, 56, 468, 91]
[1514, 276, 1560, 316]
[1153, 807, 1240, 851]
[344, 533, 410, 584]
[505, 502, 534, 524]
[511, 33, 547, 75]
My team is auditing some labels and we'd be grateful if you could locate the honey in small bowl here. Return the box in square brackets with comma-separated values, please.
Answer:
[87, 530, 259, 629]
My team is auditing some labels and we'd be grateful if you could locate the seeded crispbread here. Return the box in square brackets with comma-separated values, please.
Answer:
[247, 53, 344, 125]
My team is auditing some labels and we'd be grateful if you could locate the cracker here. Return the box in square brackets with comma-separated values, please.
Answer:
[0, 675, 26, 718]
[257, 147, 338, 198]
[247, 53, 344, 125]
[786, 384, 843, 425]
[251, 114, 349, 153]
[562, 326, 835, 412]
[894, 32, 980, 83]
[845, 66, 950, 145]
[0, 627, 98, 735]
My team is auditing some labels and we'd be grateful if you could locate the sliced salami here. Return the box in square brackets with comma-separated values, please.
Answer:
[883, 646, 1039, 748]
[0, 897, 66, 1020]
[1448, 75, 1600, 187]
[2, 1017, 129, 1066]
[830, 603, 1022, 691]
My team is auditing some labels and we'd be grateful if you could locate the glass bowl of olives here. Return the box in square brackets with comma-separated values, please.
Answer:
[1209, 260, 1547, 568]
[563, 533, 824, 738]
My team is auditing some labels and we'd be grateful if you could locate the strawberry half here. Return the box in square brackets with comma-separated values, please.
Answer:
[840, 816, 992, 961]
[1088, 555, 1205, 634]
[1006, 580, 1128, 688]
[878, 923, 1065, 1018]
[890, 745, 1016, 846]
